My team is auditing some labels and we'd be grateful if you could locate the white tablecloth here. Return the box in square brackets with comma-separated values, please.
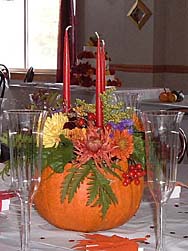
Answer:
[0, 164, 188, 251]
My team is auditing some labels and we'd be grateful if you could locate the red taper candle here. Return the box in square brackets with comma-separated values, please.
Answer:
[101, 40, 106, 93]
[63, 25, 72, 112]
[95, 32, 103, 127]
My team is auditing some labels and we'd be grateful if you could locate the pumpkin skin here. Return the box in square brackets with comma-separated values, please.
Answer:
[34, 161, 144, 232]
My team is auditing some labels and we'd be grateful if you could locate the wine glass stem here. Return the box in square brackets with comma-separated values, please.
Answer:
[156, 202, 165, 251]
[20, 199, 31, 251]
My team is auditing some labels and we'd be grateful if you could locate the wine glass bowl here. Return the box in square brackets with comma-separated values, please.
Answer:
[141, 110, 184, 251]
[114, 91, 141, 117]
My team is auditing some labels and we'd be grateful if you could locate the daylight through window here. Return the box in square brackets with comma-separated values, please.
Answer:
[0, 0, 60, 70]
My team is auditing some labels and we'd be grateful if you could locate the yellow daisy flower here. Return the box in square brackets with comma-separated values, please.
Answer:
[43, 112, 69, 148]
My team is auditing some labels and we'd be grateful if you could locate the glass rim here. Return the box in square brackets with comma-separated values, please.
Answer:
[114, 91, 140, 96]
[4, 109, 47, 114]
[142, 109, 184, 116]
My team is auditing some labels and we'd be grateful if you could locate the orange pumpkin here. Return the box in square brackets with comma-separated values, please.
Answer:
[34, 161, 144, 232]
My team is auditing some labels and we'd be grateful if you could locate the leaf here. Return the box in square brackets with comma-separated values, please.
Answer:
[29, 91, 63, 112]
[61, 164, 91, 203]
[87, 162, 118, 218]
[0, 132, 8, 146]
[132, 132, 145, 168]
[86, 175, 100, 205]
[68, 164, 91, 202]
[61, 167, 77, 201]
[61, 160, 118, 218]
[102, 163, 122, 180]
[42, 135, 74, 173]
[0, 161, 10, 180]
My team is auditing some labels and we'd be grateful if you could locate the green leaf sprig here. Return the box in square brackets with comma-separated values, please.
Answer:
[42, 134, 75, 173]
[61, 159, 120, 218]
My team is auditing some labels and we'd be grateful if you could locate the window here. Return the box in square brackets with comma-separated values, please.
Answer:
[0, 0, 60, 71]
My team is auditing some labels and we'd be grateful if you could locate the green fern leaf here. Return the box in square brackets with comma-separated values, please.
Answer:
[87, 163, 118, 218]
[68, 164, 91, 202]
[61, 164, 91, 203]
[61, 167, 77, 201]
[102, 163, 122, 180]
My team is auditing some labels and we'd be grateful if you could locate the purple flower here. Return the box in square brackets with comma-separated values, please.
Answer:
[108, 119, 134, 135]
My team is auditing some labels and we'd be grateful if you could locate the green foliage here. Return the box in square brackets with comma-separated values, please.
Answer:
[0, 132, 75, 177]
[29, 90, 63, 114]
[87, 162, 118, 217]
[75, 99, 96, 115]
[0, 161, 10, 179]
[132, 132, 146, 168]
[75, 87, 131, 124]
[1, 132, 35, 151]
[61, 164, 91, 203]
[61, 159, 119, 218]
[0, 134, 10, 177]
[0, 133, 8, 146]
[101, 161, 122, 180]
[101, 88, 130, 124]
[0, 132, 39, 175]
[42, 134, 75, 173]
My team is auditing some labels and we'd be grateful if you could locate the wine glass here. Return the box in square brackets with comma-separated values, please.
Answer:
[114, 91, 141, 117]
[141, 110, 184, 251]
[5, 109, 47, 251]
[0, 98, 15, 219]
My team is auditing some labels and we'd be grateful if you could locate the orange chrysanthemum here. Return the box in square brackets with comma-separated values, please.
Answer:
[72, 123, 115, 168]
[111, 129, 133, 161]
[68, 127, 86, 141]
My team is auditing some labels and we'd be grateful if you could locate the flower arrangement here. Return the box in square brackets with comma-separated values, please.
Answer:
[29, 87, 145, 217]
[1, 87, 145, 230]
[2, 88, 145, 217]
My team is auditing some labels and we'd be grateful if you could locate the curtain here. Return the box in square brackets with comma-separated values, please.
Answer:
[56, 0, 77, 83]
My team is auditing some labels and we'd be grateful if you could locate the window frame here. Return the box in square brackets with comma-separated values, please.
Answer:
[10, 0, 58, 83]
[10, 68, 56, 82]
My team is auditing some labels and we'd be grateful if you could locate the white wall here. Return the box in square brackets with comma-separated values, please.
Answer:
[77, 1, 188, 93]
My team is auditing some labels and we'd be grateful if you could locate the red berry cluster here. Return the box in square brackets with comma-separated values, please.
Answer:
[76, 112, 96, 128]
[122, 163, 146, 186]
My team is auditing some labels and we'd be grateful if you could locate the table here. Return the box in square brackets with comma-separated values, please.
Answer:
[140, 96, 188, 111]
[5, 81, 167, 107]
[0, 164, 187, 251]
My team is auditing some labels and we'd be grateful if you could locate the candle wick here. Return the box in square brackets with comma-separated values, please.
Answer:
[66, 25, 72, 31]
[101, 39, 105, 47]
[95, 32, 99, 39]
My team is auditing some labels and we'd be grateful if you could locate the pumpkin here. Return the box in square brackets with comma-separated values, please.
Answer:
[34, 161, 144, 232]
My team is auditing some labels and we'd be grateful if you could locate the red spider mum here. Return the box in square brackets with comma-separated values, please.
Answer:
[72, 123, 115, 169]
